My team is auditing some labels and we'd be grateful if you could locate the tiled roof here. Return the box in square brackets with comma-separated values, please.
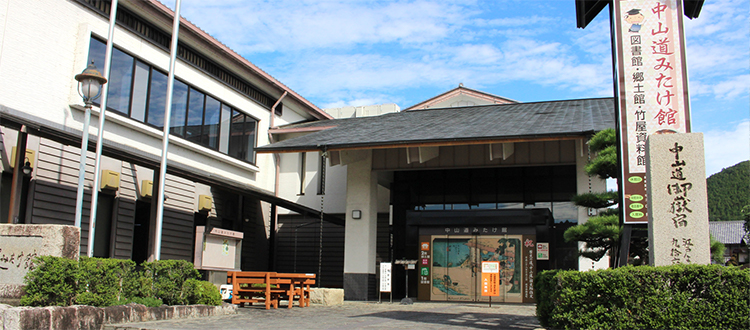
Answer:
[259, 97, 615, 152]
[709, 221, 749, 245]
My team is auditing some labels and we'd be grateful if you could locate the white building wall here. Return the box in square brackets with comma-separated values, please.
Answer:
[0, 0, 313, 196]
[277, 151, 348, 214]
[575, 138, 610, 270]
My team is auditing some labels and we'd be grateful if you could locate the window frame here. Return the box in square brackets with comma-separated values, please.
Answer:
[87, 35, 260, 165]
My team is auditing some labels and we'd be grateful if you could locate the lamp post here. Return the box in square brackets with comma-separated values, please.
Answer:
[7, 126, 29, 223]
[74, 61, 107, 229]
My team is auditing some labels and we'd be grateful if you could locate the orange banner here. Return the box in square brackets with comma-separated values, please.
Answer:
[481, 261, 500, 297]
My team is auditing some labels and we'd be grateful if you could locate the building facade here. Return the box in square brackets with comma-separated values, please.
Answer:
[266, 91, 615, 301]
[1, 0, 616, 302]
[0, 0, 330, 274]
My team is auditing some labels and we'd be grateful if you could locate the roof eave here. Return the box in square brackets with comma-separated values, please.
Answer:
[256, 132, 593, 154]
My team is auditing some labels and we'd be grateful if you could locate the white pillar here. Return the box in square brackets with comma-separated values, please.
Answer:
[343, 150, 378, 300]
[575, 139, 610, 270]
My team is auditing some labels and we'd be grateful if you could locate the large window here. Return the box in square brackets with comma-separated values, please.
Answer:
[87, 37, 258, 164]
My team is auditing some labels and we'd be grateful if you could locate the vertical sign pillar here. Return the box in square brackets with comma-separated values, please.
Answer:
[614, 0, 693, 225]
[646, 133, 710, 266]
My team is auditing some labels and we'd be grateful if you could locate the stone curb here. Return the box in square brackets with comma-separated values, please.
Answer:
[0, 303, 237, 330]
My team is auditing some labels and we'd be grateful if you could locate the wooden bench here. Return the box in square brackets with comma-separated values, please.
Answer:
[276, 273, 316, 308]
[227, 271, 316, 309]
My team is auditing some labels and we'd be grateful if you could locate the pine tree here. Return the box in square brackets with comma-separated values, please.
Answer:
[564, 129, 622, 267]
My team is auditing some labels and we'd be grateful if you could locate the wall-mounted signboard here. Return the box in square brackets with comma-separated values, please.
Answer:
[193, 226, 243, 271]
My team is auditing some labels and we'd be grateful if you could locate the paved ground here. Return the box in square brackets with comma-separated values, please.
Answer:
[108, 301, 543, 330]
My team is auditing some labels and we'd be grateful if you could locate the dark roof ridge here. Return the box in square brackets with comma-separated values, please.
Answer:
[406, 96, 614, 113]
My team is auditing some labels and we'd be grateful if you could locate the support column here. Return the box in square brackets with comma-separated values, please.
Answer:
[575, 138, 609, 270]
[343, 150, 377, 300]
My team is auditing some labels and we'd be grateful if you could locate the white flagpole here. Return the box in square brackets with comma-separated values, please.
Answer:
[155, 0, 182, 260]
[87, 0, 119, 258]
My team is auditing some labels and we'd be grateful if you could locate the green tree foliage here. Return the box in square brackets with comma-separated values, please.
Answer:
[182, 278, 222, 305]
[141, 259, 201, 305]
[564, 129, 628, 266]
[709, 235, 726, 264]
[563, 214, 620, 262]
[21, 257, 219, 307]
[20, 256, 79, 306]
[535, 265, 750, 330]
[707, 160, 749, 221]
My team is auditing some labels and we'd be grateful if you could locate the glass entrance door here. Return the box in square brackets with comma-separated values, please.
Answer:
[430, 235, 524, 303]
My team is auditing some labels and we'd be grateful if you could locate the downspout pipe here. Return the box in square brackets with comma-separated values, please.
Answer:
[268, 91, 287, 271]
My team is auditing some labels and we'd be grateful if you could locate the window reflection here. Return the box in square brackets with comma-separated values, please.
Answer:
[203, 96, 221, 149]
[107, 47, 134, 115]
[186, 89, 204, 144]
[147, 69, 168, 128]
[130, 61, 149, 122]
[170, 80, 188, 136]
[86, 39, 106, 81]
[228, 109, 245, 159]
[219, 104, 231, 153]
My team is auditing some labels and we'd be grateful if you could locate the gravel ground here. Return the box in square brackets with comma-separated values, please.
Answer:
[107, 301, 544, 330]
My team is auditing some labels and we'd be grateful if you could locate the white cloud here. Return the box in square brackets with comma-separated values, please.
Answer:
[176, 1, 467, 53]
[684, 0, 750, 103]
[703, 120, 750, 177]
[711, 74, 750, 100]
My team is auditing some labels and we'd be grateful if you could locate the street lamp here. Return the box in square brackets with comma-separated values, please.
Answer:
[73, 61, 107, 229]
[22, 158, 32, 176]
[75, 61, 108, 104]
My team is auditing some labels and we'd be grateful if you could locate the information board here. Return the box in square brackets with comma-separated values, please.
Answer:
[481, 261, 500, 297]
[379, 262, 392, 292]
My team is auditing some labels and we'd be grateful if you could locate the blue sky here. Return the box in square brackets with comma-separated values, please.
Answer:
[161, 0, 748, 177]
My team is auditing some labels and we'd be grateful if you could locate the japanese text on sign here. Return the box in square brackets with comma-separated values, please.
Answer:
[616, 0, 691, 224]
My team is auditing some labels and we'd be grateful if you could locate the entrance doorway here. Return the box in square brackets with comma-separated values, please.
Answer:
[132, 200, 151, 264]
[429, 235, 524, 303]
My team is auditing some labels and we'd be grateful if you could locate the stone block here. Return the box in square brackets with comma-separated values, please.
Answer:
[103, 304, 130, 325]
[647, 133, 710, 266]
[149, 305, 171, 320]
[49, 306, 78, 330]
[128, 303, 149, 323]
[310, 288, 344, 306]
[76, 305, 104, 330]
[0, 224, 80, 304]
[18, 306, 51, 330]
[1, 305, 21, 330]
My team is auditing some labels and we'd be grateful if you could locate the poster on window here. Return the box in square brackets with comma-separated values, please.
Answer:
[614, 0, 692, 224]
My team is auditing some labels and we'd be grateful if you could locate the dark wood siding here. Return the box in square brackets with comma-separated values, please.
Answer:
[276, 214, 344, 288]
[159, 174, 196, 261]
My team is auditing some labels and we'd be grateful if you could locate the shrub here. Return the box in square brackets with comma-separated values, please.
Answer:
[114, 296, 163, 307]
[21, 256, 206, 307]
[182, 279, 222, 306]
[535, 264, 750, 330]
[141, 259, 201, 305]
[77, 257, 136, 306]
[20, 256, 79, 307]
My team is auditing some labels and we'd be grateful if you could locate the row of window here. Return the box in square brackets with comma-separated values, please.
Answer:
[87, 37, 257, 163]
[79, 0, 278, 112]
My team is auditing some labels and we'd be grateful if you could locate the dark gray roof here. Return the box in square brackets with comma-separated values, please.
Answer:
[259, 97, 615, 152]
[710, 221, 749, 245]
